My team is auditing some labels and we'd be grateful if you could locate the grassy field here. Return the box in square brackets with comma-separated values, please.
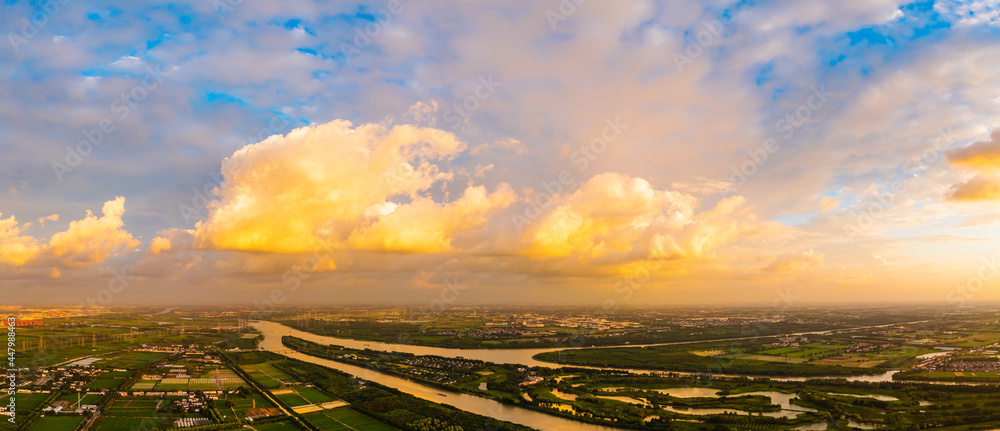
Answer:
[1, 392, 52, 412]
[96, 351, 171, 369]
[275, 386, 336, 407]
[28, 416, 86, 431]
[303, 407, 398, 430]
[86, 378, 122, 390]
[104, 398, 163, 416]
[242, 362, 295, 388]
[248, 420, 304, 431]
[296, 387, 335, 404]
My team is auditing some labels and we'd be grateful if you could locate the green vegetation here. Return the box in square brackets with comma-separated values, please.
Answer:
[26, 416, 85, 431]
[223, 350, 531, 431]
[303, 407, 399, 430]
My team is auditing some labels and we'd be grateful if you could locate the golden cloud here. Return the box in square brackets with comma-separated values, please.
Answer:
[523, 172, 770, 266]
[764, 249, 824, 272]
[193, 120, 513, 260]
[0, 197, 138, 269]
[149, 236, 171, 255]
[947, 175, 1000, 201]
[947, 129, 1000, 201]
[947, 129, 1000, 170]
[0, 214, 41, 265]
[47, 197, 140, 265]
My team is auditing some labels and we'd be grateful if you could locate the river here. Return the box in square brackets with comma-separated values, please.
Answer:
[252, 320, 622, 431]
[250, 320, 903, 382]
[249, 320, 973, 431]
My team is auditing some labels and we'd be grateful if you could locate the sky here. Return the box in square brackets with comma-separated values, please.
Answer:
[2, 0, 1000, 308]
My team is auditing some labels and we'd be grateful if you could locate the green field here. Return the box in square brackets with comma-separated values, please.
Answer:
[104, 398, 163, 416]
[154, 378, 189, 391]
[86, 378, 121, 390]
[303, 407, 398, 430]
[2, 392, 51, 412]
[297, 387, 335, 404]
[28, 416, 86, 431]
[129, 380, 158, 391]
[55, 393, 103, 408]
[96, 351, 171, 369]
[221, 393, 277, 421]
[242, 363, 294, 388]
[276, 386, 336, 407]
[96, 416, 163, 431]
[249, 420, 304, 431]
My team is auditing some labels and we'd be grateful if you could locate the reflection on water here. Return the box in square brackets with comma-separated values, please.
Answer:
[654, 387, 721, 398]
[827, 392, 898, 401]
[550, 388, 578, 401]
[597, 395, 650, 406]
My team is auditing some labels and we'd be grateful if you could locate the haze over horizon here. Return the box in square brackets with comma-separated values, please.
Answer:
[3, 1, 1000, 306]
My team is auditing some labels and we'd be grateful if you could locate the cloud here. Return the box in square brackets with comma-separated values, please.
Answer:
[947, 129, 1000, 170]
[819, 196, 841, 213]
[47, 197, 141, 265]
[764, 249, 824, 272]
[522, 172, 771, 265]
[0, 197, 139, 271]
[149, 236, 171, 255]
[470, 138, 527, 155]
[0, 215, 41, 265]
[947, 175, 1000, 201]
[947, 129, 1000, 201]
[194, 119, 512, 260]
[37, 214, 59, 227]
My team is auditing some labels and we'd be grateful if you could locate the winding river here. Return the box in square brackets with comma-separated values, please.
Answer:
[251, 320, 903, 383]
[252, 320, 622, 431]
[249, 319, 967, 431]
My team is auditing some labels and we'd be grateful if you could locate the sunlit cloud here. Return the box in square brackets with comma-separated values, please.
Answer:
[948, 129, 1000, 201]
[0, 197, 138, 271]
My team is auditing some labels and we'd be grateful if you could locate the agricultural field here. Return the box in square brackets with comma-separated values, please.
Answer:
[94, 351, 171, 369]
[28, 416, 86, 431]
[303, 407, 399, 431]
[95, 416, 165, 431]
[242, 362, 295, 388]
[129, 380, 158, 391]
[86, 371, 132, 390]
[103, 397, 165, 416]
[273, 386, 336, 408]
[128, 366, 245, 391]
[54, 393, 103, 408]
[247, 420, 304, 431]
[95, 396, 209, 431]
[217, 392, 280, 421]
[2, 392, 53, 412]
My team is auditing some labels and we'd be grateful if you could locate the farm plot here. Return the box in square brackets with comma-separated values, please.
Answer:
[29, 416, 86, 431]
[241, 363, 294, 388]
[1, 392, 51, 413]
[273, 386, 335, 408]
[154, 378, 189, 391]
[303, 407, 398, 431]
[129, 380, 158, 391]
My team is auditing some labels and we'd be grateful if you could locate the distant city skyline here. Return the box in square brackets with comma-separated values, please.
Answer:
[3, 1, 1000, 306]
